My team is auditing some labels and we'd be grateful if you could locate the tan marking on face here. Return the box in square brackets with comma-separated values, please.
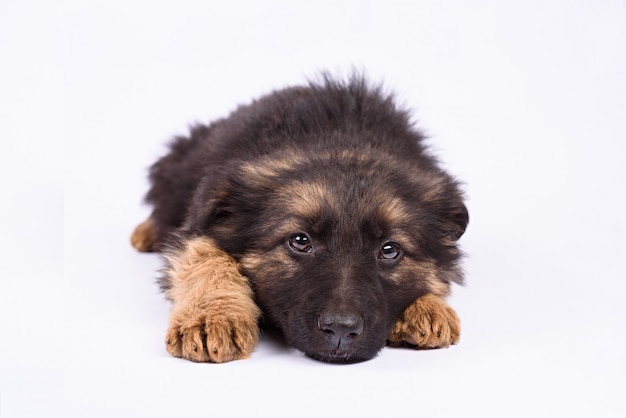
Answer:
[276, 180, 331, 219]
[238, 146, 391, 185]
[239, 151, 310, 182]
[256, 218, 309, 250]
[376, 196, 411, 225]
[163, 237, 261, 363]
[390, 259, 451, 297]
[385, 230, 419, 255]
[418, 261, 451, 297]
[239, 246, 299, 288]
[425, 273, 451, 297]
[238, 252, 263, 273]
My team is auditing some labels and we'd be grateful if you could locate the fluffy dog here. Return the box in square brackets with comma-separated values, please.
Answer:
[131, 75, 468, 363]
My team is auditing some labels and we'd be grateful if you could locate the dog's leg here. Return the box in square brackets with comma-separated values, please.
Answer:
[163, 237, 261, 362]
[388, 294, 460, 349]
[130, 218, 157, 252]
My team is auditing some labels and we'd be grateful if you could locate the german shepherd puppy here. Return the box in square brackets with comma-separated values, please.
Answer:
[131, 75, 468, 363]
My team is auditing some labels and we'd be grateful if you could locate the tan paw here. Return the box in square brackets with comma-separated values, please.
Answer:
[130, 218, 156, 252]
[389, 294, 460, 349]
[165, 305, 260, 363]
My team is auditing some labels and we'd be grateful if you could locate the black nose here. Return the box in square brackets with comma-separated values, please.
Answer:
[318, 313, 364, 347]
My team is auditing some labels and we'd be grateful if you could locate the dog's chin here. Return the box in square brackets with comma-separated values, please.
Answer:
[285, 328, 387, 364]
[305, 351, 372, 364]
[302, 344, 382, 364]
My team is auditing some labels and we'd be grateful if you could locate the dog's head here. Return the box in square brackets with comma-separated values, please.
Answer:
[186, 147, 468, 362]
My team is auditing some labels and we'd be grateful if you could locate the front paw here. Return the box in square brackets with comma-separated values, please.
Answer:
[389, 294, 460, 349]
[165, 305, 260, 363]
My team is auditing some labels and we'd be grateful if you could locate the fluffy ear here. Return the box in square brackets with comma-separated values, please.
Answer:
[450, 203, 469, 240]
[183, 178, 235, 233]
[432, 188, 468, 244]
[425, 178, 469, 243]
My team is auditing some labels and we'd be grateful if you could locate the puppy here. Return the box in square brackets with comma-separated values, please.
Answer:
[131, 75, 468, 363]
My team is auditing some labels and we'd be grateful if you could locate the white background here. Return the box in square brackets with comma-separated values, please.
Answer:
[1, 0, 625, 417]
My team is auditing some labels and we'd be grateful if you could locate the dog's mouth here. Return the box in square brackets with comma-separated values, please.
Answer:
[305, 350, 370, 364]
[303, 340, 379, 364]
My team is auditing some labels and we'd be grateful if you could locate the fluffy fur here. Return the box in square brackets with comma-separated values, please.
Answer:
[131, 75, 468, 363]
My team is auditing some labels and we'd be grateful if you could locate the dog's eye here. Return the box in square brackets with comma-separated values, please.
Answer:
[288, 233, 313, 253]
[378, 242, 401, 261]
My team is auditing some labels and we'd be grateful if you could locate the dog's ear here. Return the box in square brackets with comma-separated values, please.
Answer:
[183, 179, 235, 232]
[449, 202, 469, 241]
[432, 187, 468, 243]
[203, 189, 234, 225]
[425, 179, 468, 243]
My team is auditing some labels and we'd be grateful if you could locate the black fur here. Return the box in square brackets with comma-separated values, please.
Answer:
[143, 75, 468, 362]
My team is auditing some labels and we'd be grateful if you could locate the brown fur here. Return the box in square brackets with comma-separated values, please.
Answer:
[130, 218, 157, 252]
[388, 294, 460, 348]
[162, 235, 261, 362]
[133, 76, 468, 362]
